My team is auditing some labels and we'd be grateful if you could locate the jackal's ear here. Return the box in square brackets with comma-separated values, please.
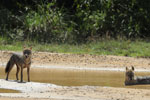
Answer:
[131, 66, 134, 71]
[126, 67, 129, 71]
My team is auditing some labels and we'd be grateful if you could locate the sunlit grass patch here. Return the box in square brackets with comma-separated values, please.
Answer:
[0, 37, 150, 58]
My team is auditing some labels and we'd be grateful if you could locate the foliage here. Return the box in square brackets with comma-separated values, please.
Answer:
[0, 0, 150, 43]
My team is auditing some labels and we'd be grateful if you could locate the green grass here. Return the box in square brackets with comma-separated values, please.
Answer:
[0, 37, 150, 57]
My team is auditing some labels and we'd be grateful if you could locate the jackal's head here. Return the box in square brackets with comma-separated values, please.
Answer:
[125, 66, 135, 82]
[23, 47, 32, 59]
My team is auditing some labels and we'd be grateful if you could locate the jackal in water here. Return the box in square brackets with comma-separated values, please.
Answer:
[125, 66, 150, 85]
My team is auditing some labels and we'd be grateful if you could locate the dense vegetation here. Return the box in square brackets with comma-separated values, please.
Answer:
[0, 0, 150, 44]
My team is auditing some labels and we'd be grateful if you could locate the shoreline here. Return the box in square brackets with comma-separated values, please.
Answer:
[1, 63, 150, 72]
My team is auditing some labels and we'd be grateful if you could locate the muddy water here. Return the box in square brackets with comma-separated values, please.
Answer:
[1, 67, 150, 89]
[0, 88, 19, 93]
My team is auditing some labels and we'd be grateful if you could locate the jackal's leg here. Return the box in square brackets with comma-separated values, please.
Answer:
[27, 67, 30, 82]
[20, 67, 23, 82]
[16, 65, 20, 80]
[6, 72, 9, 80]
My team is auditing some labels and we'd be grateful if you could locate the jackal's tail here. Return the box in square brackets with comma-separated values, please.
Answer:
[5, 57, 15, 73]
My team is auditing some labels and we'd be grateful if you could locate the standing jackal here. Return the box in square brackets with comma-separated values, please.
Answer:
[125, 66, 150, 85]
[5, 47, 32, 82]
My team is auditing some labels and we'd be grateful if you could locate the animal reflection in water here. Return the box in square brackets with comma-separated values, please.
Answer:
[125, 66, 150, 85]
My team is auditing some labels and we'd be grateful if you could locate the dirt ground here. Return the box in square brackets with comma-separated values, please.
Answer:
[1, 51, 150, 100]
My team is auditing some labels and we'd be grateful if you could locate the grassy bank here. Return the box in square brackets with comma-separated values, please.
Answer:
[0, 38, 150, 57]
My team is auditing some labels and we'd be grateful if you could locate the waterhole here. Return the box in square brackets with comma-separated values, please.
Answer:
[0, 67, 150, 89]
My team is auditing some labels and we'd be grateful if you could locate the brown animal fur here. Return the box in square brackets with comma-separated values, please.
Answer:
[5, 47, 32, 82]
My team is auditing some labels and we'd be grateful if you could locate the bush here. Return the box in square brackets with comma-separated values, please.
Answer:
[0, 0, 150, 44]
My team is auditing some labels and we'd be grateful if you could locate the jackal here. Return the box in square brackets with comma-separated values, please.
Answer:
[125, 66, 150, 85]
[5, 47, 32, 82]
